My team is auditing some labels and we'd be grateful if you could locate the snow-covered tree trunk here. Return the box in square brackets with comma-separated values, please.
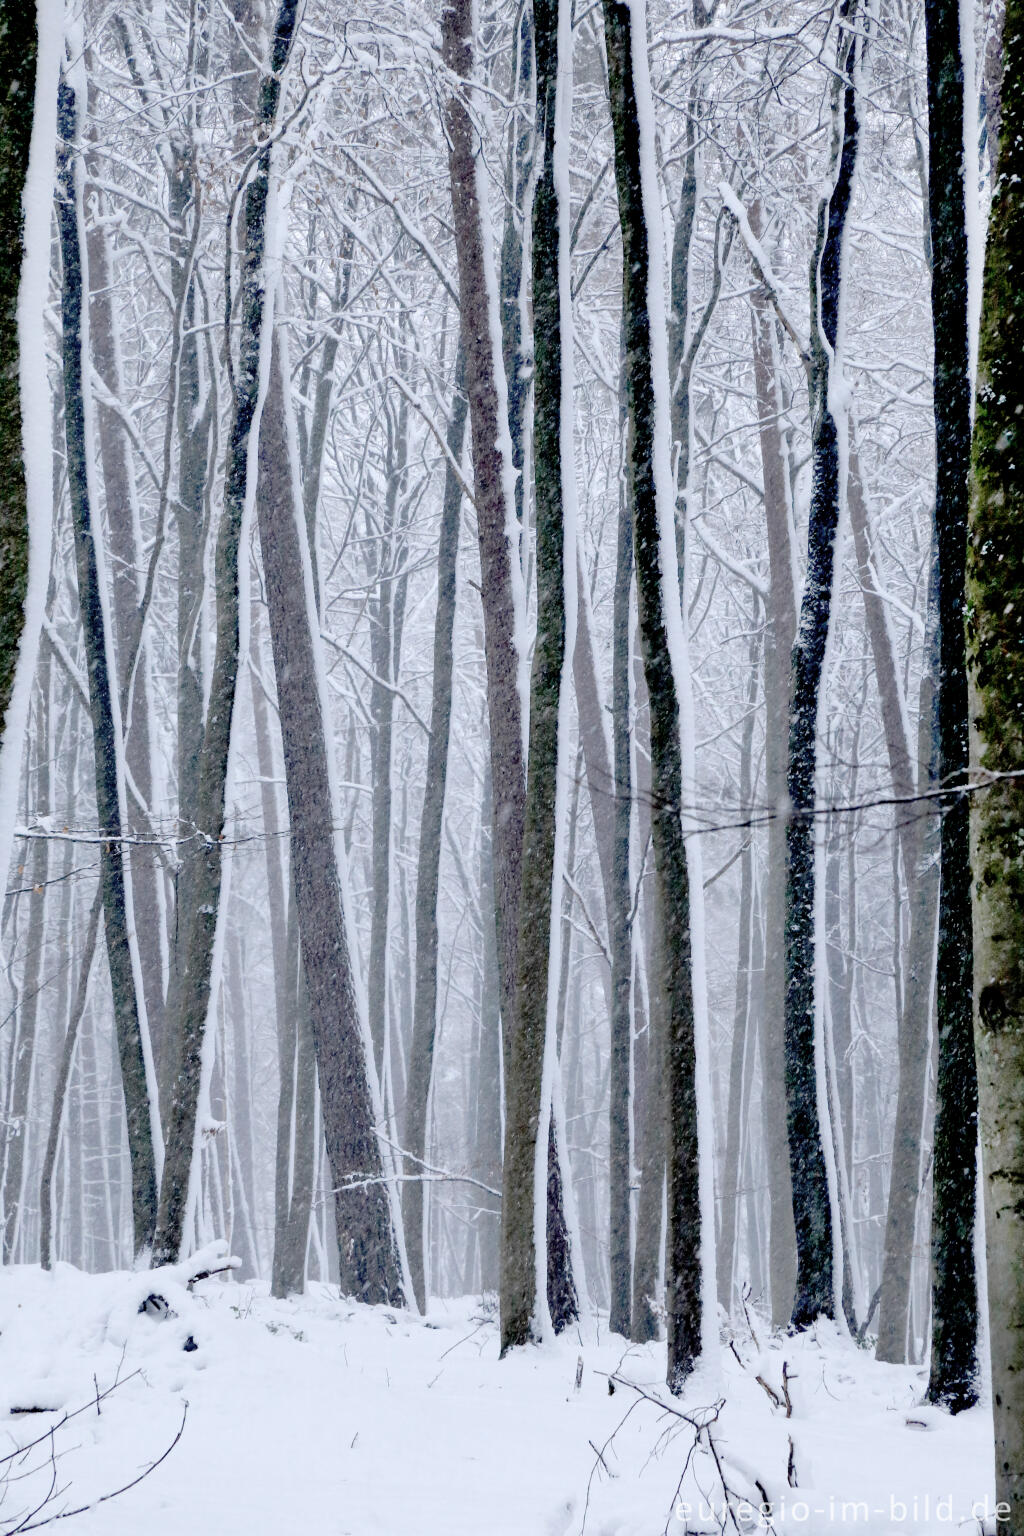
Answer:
[0, 0, 56, 915]
[500, 0, 577, 1353]
[57, 62, 158, 1258]
[604, 0, 701, 1392]
[608, 410, 634, 1339]
[748, 276, 799, 1327]
[783, 0, 859, 1329]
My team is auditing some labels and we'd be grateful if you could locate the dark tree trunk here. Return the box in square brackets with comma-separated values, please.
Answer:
[783, 7, 858, 1329]
[967, 0, 1024, 1499]
[604, 0, 700, 1393]
[57, 71, 158, 1258]
[443, 0, 577, 1340]
[924, 0, 980, 1413]
[500, 0, 576, 1352]
[0, 0, 38, 744]
[631, 672, 666, 1343]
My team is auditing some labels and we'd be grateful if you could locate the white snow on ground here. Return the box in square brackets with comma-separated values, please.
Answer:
[0, 1260, 997, 1535]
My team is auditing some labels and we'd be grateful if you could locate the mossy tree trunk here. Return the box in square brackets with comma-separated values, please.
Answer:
[966, 0, 1024, 1513]
[499, 0, 576, 1353]
[604, 0, 700, 1393]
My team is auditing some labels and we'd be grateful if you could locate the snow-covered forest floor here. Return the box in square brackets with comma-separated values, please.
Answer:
[0, 1260, 996, 1535]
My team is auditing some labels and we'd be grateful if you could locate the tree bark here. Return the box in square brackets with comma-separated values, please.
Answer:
[57, 69, 158, 1257]
[608, 419, 634, 1338]
[749, 283, 798, 1327]
[783, 6, 858, 1329]
[257, 326, 402, 1303]
[0, 0, 39, 747]
[924, 0, 980, 1412]
[500, 0, 576, 1352]
[877, 556, 940, 1362]
[85, 194, 165, 1055]
[718, 628, 760, 1313]
[154, 0, 299, 1263]
[405, 349, 467, 1309]
[1, 652, 50, 1262]
[967, 0, 1024, 1496]
[604, 0, 700, 1392]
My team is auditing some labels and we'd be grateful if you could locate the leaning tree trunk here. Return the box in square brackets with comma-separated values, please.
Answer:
[782, 5, 858, 1330]
[967, 0, 1024, 1499]
[924, 0, 979, 1413]
[257, 324, 402, 1304]
[153, 0, 300, 1264]
[500, 0, 576, 1353]
[404, 350, 467, 1310]
[57, 68, 158, 1257]
[604, 0, 701, 1393]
